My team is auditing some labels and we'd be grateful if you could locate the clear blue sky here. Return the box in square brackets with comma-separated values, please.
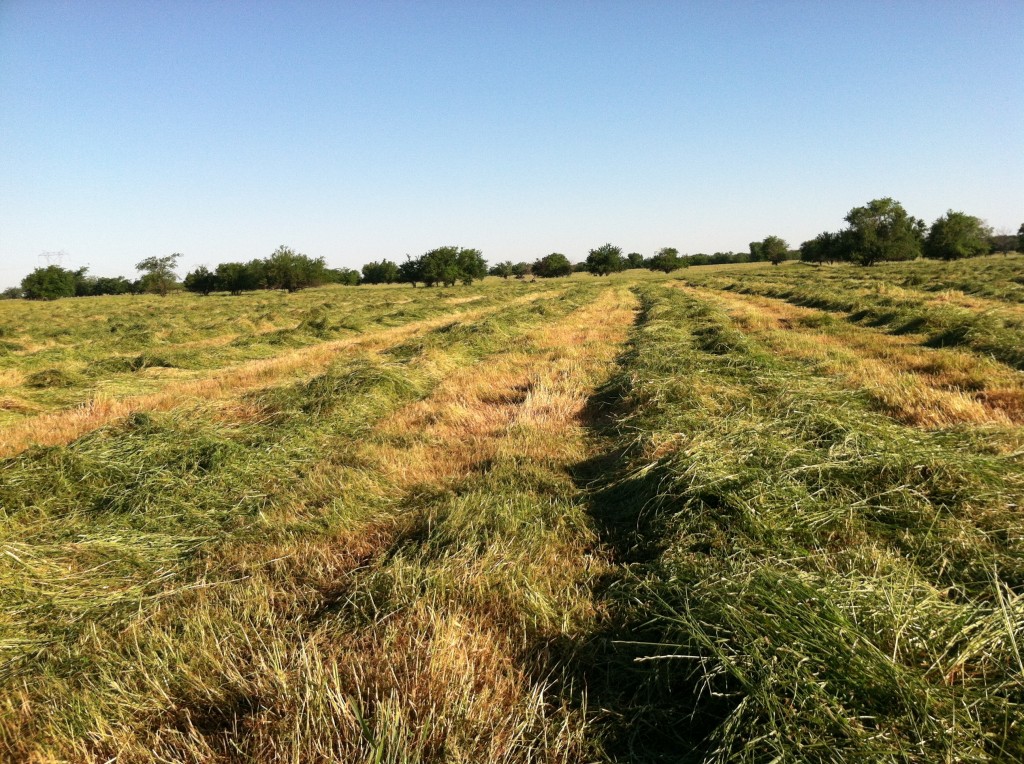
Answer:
[1, 1, 1022, 287]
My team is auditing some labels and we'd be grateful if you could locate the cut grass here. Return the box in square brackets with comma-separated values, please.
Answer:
[1, 261, 1022, 762]
[581, 283, 1024, 761]
[0, 282, 638, 762]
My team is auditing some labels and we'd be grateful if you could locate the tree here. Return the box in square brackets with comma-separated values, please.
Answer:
[264, 246, 328, 292]
[1018, 223, 1024, 253]
[533, 252, 573, 278]
[455, 248, 487, 285]
[749, 241, 764, 262]
[92, 276, 135, 295]
[626, 252, 645, 269]
[489, 261, 515, 279]
[1, 287, 22, 300]
[136, 253, 182, 296]
[924, 211, 992, 260]
[21, 265, 78, 300]
[586, 243, 625, 276]
[327, 268, 360, 286]
[398, 256, 422, 287]
[413, 246, 487, 287]
[843, 198, 923, 266]
[214, 261, 264, 295]
[513, 262, 533, 278]
[647, 247, 683, 273]
[761, 235, 789, 266]
[183, 265, 219, 295]
[362, 259, 399, 284]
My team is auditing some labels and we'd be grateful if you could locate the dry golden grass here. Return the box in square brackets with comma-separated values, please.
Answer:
[682, 286, 1024, 428]
[369, 286, 635, 487]
[0, 292, 558, 457]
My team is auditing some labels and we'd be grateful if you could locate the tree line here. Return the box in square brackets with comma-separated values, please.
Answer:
[4, 199, 1021, 300]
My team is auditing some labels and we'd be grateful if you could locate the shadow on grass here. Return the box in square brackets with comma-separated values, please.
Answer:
[545, 372, 737, 763]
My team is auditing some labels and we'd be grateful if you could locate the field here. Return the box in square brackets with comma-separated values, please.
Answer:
[1, 256, 1022, 762]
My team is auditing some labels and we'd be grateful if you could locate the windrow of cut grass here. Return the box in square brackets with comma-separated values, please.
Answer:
[0, 282, 638, 762]
[679, 257, 1024, 371]
[0, 280, 561, 426]
[682, 285, 1024, 429]
[0, 285, 569, 457]
[582, 283, 1023, 762]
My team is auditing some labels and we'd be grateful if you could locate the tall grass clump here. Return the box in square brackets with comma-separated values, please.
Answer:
[582, 284, 1024, 762]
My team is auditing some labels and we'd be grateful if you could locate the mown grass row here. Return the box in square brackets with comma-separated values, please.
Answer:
[0, 280, 559, 423]
[682, 285, 1024, 429]
[583, 283, 1023, 762]
[0, 283, 617, 761]
[681, 260, 1024, 371]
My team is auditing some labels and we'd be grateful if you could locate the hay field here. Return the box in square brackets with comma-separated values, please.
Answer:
[1, 259, 1022, 762]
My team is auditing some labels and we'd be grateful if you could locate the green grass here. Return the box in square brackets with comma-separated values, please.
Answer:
[1, 262, 1022, 762]
[580, 283, 1023, 761]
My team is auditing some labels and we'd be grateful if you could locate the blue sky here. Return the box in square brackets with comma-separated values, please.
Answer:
[1, 1, 1022, 287]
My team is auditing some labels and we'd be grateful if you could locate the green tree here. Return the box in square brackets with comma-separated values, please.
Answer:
[92, 276, 135, 295]
[327, 268, 361, 286]
[489, 261, 515, 279]
[513, 262, 533, 278]
[21, 265, 77, 300]
[213, 262, 262, 295]
[455, 248, 487, 284]
[533, 252, 573, 278]
[398, 256, 422, 287]
[924, 211, 992, 260]
[586, 243, 625, 276]
[844, 198, 923, 265]
[136, 253, 182, 296]
[1018, 223, 1024, 253]
[183, 265, 218, 295]
[264, 246, 327, 292]
[749, 241, 764, 262]
[361, 259, 400, 284]
[415, 246, 487, 287]
[647, 247, 683, 273]
[761, 235, 789, 266]
[626, 252, 645, 269]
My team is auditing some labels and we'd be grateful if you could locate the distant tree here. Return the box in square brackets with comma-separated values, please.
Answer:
[136, 253, 182, 296]
[1, 286, 22, 300]
[533, 252, 573, 278]
[749, 241, 764, 262]
[1018, 223, 1024, 253]
[800, 231, 851, 265]
[21, 265, 78, 300]
[71, 268, 95, 297]
[512, 261, 533, 279]
[586, 243, 625, 276]
[761, 235, 789, 266]
[264, 246, 327, 292]
[844, 198, 923, 265]
[625, 252, 645, 269]
[327, 268, 360, 286]
[924, 211, 992, 260]
[92, 276, 136, 295]
[183, 265, 219, 295]
[215, 261, 264, 295]
[572, 261, 589, 273]
[647, 247, 683, 273]
[415, 246, 487, 287]
[398, 255, 422, 287]
[989, 232, 1017, 254]
[455, 247, 487, 285]
[362, 259, 400, 284]
[489, 261, 515, 279]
